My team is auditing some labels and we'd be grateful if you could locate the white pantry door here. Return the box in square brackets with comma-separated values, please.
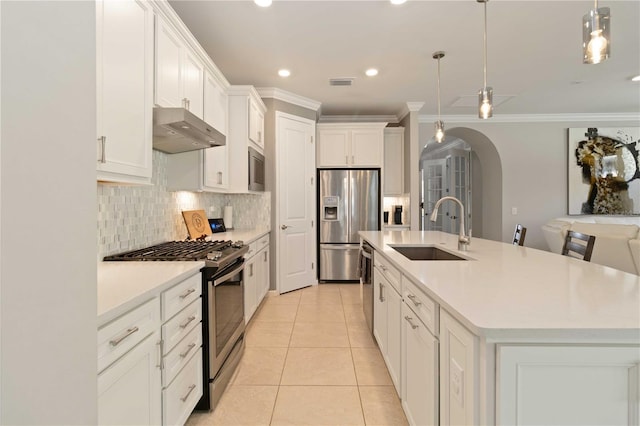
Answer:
[276, 112, 316, 294]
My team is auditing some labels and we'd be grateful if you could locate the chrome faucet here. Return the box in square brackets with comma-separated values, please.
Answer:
[429, 196, 470, 251]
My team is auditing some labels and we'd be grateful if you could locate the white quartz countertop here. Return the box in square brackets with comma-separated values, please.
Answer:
[97, 261, 205, 327]
[360, 231, 640, 340]
[208, 227, 270, 244]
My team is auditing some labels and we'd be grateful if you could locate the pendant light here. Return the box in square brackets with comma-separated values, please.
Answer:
[433, 51, 445, 143]
[477, 0, 493, 119]
[583, 0, 610, 64]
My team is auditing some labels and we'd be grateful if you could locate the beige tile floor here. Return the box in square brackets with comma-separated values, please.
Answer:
[186, 284, 408, 426]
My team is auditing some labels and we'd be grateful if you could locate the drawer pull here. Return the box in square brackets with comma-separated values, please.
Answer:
[379, 283, 385, 302]
[180, 384, 197, 402]
[180, 343, 197, 358]
[179, 288, 196, 299]
[404, 316, 419, 330]
[109, 326, 139, 347]
[180, 316, 196, 329]
[407, 294, 422, 306]
[380, 265, 388, 271]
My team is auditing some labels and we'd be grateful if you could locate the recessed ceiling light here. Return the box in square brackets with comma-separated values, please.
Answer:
[365, 68, 379, 77]
[278, 69, 291, 77]
[632, 75, 640, 82]
[254, 0, 272, 7]
[390, 0, 407, 4]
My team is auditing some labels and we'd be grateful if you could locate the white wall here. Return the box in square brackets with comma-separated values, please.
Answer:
[418, 117, 640, 250]
[1, 2, 97, 423]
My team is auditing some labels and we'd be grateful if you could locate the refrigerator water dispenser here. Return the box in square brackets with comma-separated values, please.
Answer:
[322, 196, 339, 221]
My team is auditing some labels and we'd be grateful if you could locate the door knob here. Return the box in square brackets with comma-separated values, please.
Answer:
[281, 225, 289, 230]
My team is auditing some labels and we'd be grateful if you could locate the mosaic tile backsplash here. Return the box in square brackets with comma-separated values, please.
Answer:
[97, 150, 270, 260]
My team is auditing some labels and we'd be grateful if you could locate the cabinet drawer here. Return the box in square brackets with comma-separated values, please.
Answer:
[163, 347, 203, 426]
[162, 299, 201, 355]
[245, 241, 258, 260]
[256, 234, 269, 251]
[162, 273, 202, 322]
[98, 298, 160, 373]
[163, 323, 202, 386]
[403, 276, 438, 336]
[374, 253, 401, 293]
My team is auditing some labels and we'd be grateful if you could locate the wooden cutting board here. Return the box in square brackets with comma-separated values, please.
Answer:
[182, 209, 212, 239]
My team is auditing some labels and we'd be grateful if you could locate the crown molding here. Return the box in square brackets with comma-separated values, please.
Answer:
[396, 102, 425, 122]
[256, 87, 322, 112]
[318, 115, 396, 124]
[418, 112, 640, 124]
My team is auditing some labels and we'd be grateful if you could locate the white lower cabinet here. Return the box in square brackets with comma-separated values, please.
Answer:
[373, 256, 402, 395]
[498, 345, 640, 426]
[244, 234, 270, 324]
[98, 331, 162, 426]
[439, 310, 477, 426]
[98, 272, 203, 426]
[401, 303, 438, 426]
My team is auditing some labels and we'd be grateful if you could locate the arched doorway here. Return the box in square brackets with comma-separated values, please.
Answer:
[418, 127, 502, 242]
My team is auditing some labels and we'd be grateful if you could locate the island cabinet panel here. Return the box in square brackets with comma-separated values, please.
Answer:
[401, 302, 438, 426]
[498, 345, 640, 426]
[439, 310, 478, 426]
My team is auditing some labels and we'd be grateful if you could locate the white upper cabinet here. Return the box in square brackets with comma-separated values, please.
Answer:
[96, 0, 153, 184]
[384, 127, 404, 195]
[202, 71, 229, 190]
[317, 123, 386, 168]
[154, 15, 204, 119]
[248, 97, 265, 149]
[204, 71, 228, 136]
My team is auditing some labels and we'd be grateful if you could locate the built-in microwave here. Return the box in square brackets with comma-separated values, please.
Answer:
[248, 147, 265, 192]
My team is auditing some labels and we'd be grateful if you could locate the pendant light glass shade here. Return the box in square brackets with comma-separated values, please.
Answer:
[477, 0, 493, 119]
[478, 87, 493, 119]
[583, 4, 610, 64]
[433, 51, 445, 143]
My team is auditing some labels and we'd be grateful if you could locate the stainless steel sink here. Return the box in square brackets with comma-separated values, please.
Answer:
[391, 246, 467, 261]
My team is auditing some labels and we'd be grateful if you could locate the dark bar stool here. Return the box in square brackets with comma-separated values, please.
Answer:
[512, 224, 527, 246]
[561, 230, 596, 261]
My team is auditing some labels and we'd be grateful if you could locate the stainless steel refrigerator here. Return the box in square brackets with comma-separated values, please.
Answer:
[318, 169, 380, 281]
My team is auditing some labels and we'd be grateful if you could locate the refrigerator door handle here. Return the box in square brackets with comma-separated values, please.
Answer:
[321, 244, 359, 250]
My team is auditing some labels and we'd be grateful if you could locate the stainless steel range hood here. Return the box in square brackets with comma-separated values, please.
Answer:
[153, 107, 226, 154]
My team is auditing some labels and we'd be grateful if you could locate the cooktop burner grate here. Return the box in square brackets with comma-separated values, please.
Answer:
[104, 240, 232, 261]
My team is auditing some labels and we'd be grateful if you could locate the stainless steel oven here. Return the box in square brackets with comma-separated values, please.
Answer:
[200, 258, 245, 410]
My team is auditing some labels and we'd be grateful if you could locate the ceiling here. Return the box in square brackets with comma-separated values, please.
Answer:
[169, 0, 640, 119]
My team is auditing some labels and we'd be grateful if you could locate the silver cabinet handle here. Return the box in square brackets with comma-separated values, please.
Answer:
[187, 99, 191, 110]
[249, 263, 254, 277]
[156, 340, 163, 369]
[264, 251, 267, 262]
[258, 131, 262, 143]
[380, 265, 388, 271]
[180, 343, 197, 358]
[351, 155, 354, 164]
[179, 288, 196, 299]
[407, 294, 422, 306]
[217, 171, 223, 185]
[405, 316, 419, 329]
[281, 225, 289, 230]
[182, 98, 189, 110]
[346, 155, 348, 164]
[98, 136, 106, 163]
[179, 316, 196, 329]
[180, 384, 197, 402]
[379, 283, 385, 302]
[109, 326, 139, 346]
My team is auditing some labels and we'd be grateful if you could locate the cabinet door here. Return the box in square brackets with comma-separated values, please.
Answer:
[98, 333, 161, 425]
[384, 130, 404, 195]
[248, 99, 264, 148]
[373, 268, 387, 354]
[317, 129, 349, 167]
[498, 345, 640, 426]
[386, 286, 402, 395]
[203, 71, 227, 135]
[181, 48, 204, 119]
[402, 303, 438, 426]
[96, 0, 153, 183]
[351, 128, 383, 167]
[244, 257, 258, 324]
[154, 16, 182, 108]
[440, 310, 476, 426]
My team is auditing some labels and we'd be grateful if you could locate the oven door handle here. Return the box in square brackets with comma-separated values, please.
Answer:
[213, 261, 245, 287]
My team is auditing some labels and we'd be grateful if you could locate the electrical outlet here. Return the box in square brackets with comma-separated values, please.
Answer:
[511, 207, 518, 215]
[450, 359, 465, 406]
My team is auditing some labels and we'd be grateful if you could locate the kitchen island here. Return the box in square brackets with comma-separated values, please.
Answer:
[360, 230, 640, 426]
